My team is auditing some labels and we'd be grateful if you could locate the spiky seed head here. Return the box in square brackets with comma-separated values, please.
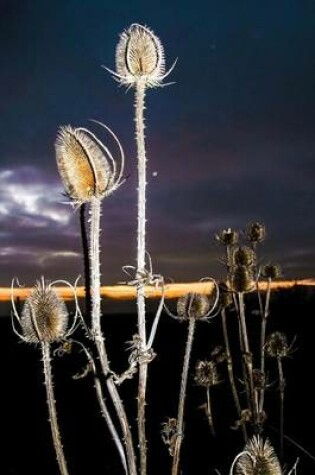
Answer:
[233, 246, 256, 267]
[55, 126, 114, 204]
[215, 228, 238, 247]
[234, 436, 282, 475]
[115, 24, 165, 87]
[21, 281, 68, 343]
[194, 360, 221, 388]
[245, 222, 266, 244]
[265, 332, 289, 359]
[262, 264, 282, 280]
[177, 292, 210, 321]
[228, 266, 254, 293]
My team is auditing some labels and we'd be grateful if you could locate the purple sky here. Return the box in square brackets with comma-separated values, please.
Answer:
[1, 0, 315, 287]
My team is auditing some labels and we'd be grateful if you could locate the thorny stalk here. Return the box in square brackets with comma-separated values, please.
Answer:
[172, 318, 196, 475]
[259, 277, 272, 414]
[42, 342, 69, 475]
[206, 387, 215, 437]
[277, 356, 285, 460]
[79, 204, 92, 327]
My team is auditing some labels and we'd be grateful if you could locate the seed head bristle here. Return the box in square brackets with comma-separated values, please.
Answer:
[262, 264, 282, 280]
[21, 281, 68, 343]
[215, 228, 239, 247]
[265, 332, 289, 359]
[232, 246, 256, 267]
[177, 292, 210, 321]
[194, 360, 221, 387]
[235, 436, 282, 475]
[115, 24, 165, 87]
[245, 222, 266, 244]
[228, 266, 254, 293]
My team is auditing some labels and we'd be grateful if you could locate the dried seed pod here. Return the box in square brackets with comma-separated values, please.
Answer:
[245, 222, 266, 244]
[232, 246, 256, 267]
[228, 266, 254, 293]
[215, 228, 238, 247]
[177, 292, 210, 321]
[262, 264, 282, 280]
[194, 360, 221, 388]
[55, 126, 114, 203]
[234, 436, 281, 475]
[21, 281, 68, 343]
[115, 24, 165, 87]
[265, 332, 289, 359]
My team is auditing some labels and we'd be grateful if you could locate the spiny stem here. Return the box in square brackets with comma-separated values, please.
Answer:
[206, 387, 215, 437]
[220, 308, 247, 441]
[135, 78, 148, 475]
[259, 277, 272, 414]
[277, 356, 285, 459]
[79, 203, 92, 328]
[42, 342, 69, 475]
[89, 197, 136, 475]
[172, 318, 196, 475]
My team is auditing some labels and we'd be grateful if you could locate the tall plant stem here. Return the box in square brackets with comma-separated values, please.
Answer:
[277, 356, 285, 459]
[42, 342, 69, 475]
[79, 204, 92, 327]
[90, 197, 137, 475]
[172, 318, 196, 475]
[237, 292, 258, 428]
[259, 277, 272, 414]
[221, 308, 247, 441]
[206, 387, 215, 437]
[135, 78, 149, 475]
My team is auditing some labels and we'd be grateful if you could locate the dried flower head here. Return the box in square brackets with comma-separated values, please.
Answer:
[245, 222, 266, 244]
[232, 246, 256, 267]
[55, 124, 124, 204]
[215, 228, 238, 247]
[234, 436, 281, 475]
[115, 24, 166, 88]
[262, 264, 282, 280]
[176, 292, 210, 321]
[20, 280, 69, 343]
[265, 332, 289, 359]
[194, 360, 221, 388]
[228, 266, 254, 293]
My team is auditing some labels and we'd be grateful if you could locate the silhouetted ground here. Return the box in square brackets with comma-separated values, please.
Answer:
[2, 286, 315, 474]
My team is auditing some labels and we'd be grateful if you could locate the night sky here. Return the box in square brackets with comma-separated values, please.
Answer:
[1, 0, 315, 287]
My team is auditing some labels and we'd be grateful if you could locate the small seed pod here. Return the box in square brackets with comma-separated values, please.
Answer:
[177, 292, 210, 321]
[262, 264, 282, 280]
[265, 332, 289, 359]
[228, 266, 254, 293]
[232, 246, 255, 267]
[115, 24, 165, 87]
[245, 222, 266, 244]
[21, 281, 68, 343]
[234, 436, 281, 475]
[194, 360, 221, 388]
[215, 228, 238, 247]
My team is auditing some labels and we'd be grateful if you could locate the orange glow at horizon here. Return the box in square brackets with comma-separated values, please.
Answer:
[1, 279, 315, 302]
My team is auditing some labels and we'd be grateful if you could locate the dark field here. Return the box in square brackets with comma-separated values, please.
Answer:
[2, 287, 315, 474]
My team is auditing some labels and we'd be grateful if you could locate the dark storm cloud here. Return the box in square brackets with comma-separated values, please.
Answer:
[1, 0, 315, 285]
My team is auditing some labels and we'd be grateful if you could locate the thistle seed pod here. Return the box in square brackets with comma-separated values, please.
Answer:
[232, 246, 256, 267]
[265, 332, 289, 359]
[234, 436, 281, 475]
[21, 280, 68, 343]
[262, 264, 282, 280]
[55, 126, 119, 204]
[215, 228, 238, 247]
[194, 360, 221, 388]
[228, 266, 254, 293]
[115, 24, 165, 88]
[176, 292, 210, 321]
[245, 222, 266, 244]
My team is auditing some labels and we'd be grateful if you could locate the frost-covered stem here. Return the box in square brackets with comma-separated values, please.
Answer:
[90, 197, 136, 475]
[172, 318, 196, 475]
[135, 78, 148, 475]
[259, 277, 272, 414]
[277, 356, 285, 459]
[79, 203, 92, 327]
[206, 387, 215, 437]
[221, 308, 247, 441]
[42, 342, 69, 475]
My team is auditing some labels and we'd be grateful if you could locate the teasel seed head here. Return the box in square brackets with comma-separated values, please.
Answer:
[265, 332, 289, 359]
[232, 246, 256, 267]
[55, 124, 124, 204]
[262, 264, 282, 280]
[115, 24, 166, 88]
[194, 360, 221, 388]
[228, 266, 255, 293]
[234, 436, 282, 475]
[20, 279, 68, 343]
[215, 228, 238, 247]
[245, 221, 266, 244]
[177, 292, 210, 321]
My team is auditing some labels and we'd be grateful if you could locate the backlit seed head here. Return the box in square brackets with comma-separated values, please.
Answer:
[55, 126, 114, 204]
[232, 246, 256, 267]
[265, 332, 289, 359]
[234, 436, 281, 475]
[115, 24, 165, 88]
[262, 264, 282, 280]
[245, 222, 266, 244]
[228, 266, 254, 293]
[21, 280, 68, 343]
[177, 292, 210, 321]
[194, 360, 221, 388]
[215, 228, 238, 247]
